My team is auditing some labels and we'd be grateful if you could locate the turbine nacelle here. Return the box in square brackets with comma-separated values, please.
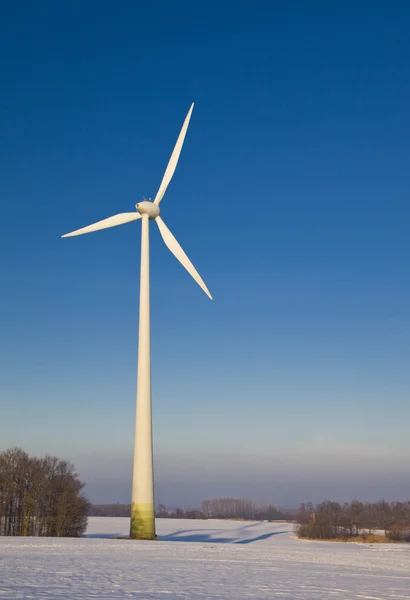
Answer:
[136, 201, 160, 220]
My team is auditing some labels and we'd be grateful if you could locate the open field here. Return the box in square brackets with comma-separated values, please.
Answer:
[1, 517, 410, 599]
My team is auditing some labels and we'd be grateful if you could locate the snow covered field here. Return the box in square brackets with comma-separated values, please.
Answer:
[1, 517, 410, 599]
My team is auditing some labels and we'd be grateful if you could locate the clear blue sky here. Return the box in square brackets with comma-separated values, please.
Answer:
[1, 1, 409, 507]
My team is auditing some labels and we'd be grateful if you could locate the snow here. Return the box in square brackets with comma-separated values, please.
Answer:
[1, 518, 410, 599]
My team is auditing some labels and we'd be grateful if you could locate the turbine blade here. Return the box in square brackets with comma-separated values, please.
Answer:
[62, 212, 141, 238]
[153, 103, 194, 206]
[155, 216, 212, 299]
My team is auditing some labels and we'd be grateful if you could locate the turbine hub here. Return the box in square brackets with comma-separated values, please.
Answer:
[136, 201, 160, 219]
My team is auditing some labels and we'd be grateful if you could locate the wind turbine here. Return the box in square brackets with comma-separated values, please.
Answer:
[62, 104, 212, 539]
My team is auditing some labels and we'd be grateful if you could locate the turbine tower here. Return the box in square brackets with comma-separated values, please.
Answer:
[62, 104, 212, 539]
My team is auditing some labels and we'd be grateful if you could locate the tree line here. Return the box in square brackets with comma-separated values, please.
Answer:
[88, 498, 289, 521]
[201, 498, 289, 520]
[0, 447, 89, 537]
[297, 500, 410, 542]
[88, 503, 207, 518]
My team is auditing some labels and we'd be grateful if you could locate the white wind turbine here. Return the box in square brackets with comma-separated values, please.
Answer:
[62, 104, 212, 539]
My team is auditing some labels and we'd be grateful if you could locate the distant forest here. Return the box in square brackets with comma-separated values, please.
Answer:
[88, 498, 291, 521]
[297, 500, 410, 542]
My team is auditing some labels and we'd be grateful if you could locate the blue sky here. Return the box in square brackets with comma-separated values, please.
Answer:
[0, 1, 409, 507]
